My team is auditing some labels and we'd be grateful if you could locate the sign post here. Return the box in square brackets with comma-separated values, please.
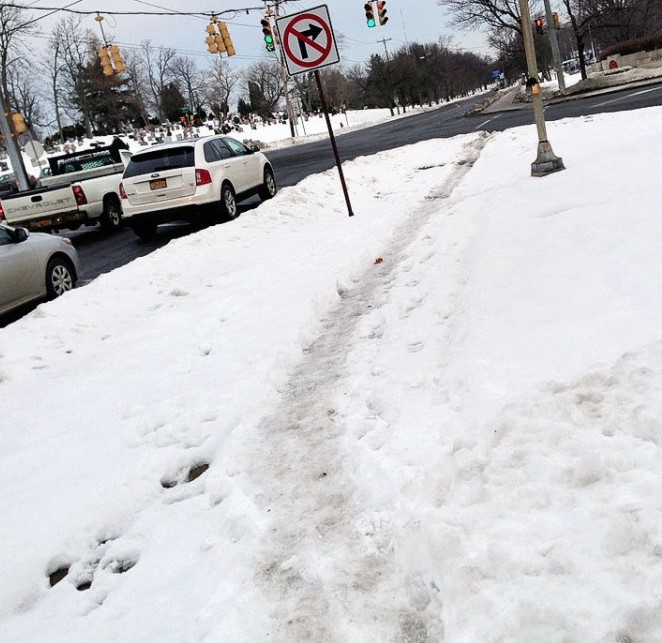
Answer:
[276, 5, 354, 217]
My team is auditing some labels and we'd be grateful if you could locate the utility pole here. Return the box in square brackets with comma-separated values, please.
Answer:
[377, 37, 397, 115]
[519, 0, 565, 176]
[543, 0, 566, 93]
[273, 0, 296, 137]
[0, 90, 30, 191]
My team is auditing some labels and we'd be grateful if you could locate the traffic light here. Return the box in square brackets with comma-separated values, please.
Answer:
[261, 18, 275, 52]
[534, 17, 545, 35]
[11, 112, 27, 134]
[98, 46, 114, 76]
[205, 19, 234, 56]
[552, 12, 561, 30]
[377, 1, 388, 26]
[218, 22, 236, 57]
[205, 24, 219, 53]
[364, 2, 376, 28]
[109, 45, 126, 73]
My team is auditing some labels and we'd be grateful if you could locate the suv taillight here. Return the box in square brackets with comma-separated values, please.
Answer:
[119, 182, 127, 199]
[72, 184, 87, 205]
[195, 169, 212, 186]
[0, 202, 5, 221]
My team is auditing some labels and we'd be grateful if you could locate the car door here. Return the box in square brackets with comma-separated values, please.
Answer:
[0, 227, 41, 314]
[221, 137, 262, 194]
[206, 138, 246, 195]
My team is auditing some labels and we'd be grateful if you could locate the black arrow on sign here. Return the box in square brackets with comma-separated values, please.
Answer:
[297, 23, 323, 59]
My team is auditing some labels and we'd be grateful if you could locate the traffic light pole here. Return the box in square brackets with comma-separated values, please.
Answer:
[543, 0, 566, 93]
[518, 0, 565, 177]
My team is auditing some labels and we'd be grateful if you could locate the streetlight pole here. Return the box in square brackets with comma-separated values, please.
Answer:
[518, 0, 565, 177]
[543, 0, 566, 93]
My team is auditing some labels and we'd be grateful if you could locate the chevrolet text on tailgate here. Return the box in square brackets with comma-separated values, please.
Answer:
[0, 140, 130, 233]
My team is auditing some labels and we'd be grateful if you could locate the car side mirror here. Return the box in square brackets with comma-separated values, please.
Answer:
[248, 144, 260, 153]
[14, 227, 29, 243]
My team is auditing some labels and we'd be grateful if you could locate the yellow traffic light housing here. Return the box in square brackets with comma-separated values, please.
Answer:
[218, 22, 235, 57]
[98, 46, 114, 76]
[11, 112, 27, 134]
[109, 45, 126, 73]
[552, 12, 561, 30]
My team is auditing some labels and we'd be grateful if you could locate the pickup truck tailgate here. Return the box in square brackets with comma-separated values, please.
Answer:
[0, 186, 79, 229]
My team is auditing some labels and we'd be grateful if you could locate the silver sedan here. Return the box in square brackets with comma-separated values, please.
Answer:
[0, 223, 80, 316]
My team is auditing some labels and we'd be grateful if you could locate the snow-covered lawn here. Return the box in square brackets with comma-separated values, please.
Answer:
[1, 105, 662, 642]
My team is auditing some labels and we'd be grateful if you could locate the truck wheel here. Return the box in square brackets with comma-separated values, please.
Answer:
[100, 196, 123, 232]
[46, 257, 76, 298]
[131, 221, 158, 241]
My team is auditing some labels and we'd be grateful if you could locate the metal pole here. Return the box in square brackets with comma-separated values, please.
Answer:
[519, 0, 565, 177]
[0, 90, 30, 191]
[314, 71, 354, 217]
[274, 0, 296, 137]
[543, 0, 566, 93]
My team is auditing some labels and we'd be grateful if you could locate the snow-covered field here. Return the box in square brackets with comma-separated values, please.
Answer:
[1, 104, 662, 642]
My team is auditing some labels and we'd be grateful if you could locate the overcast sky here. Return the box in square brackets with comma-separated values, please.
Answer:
[20, 0, 493, 72]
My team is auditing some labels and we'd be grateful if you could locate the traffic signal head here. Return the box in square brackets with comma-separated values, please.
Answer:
[206, 35, 218, 53]
[377, 1, 388, 26]
[98, 47, 114, 76]
[364, 2, 376, 28]
[261, 18, 275, 52]
[219, 22, 236, 57]
[534, 17, 544, 35]
[11, 112, 27, 134]
[109, 45, 126, 73]
[552, 12, 561, 30]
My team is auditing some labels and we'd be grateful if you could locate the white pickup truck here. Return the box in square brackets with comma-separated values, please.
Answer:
[0, 143, 130, 233]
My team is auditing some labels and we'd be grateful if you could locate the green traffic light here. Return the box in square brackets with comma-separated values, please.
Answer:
[367, 18, 376, 27]
[265, 35, 273, 43]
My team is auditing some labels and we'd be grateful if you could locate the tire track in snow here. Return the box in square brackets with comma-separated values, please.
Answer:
[251, 133, 490, 642]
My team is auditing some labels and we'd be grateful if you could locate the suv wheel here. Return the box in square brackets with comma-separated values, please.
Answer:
[258, 166, 277, 201]
[221, 183, 238, 221]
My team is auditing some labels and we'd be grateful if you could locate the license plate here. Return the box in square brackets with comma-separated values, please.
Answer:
[149, 179, 167, 190]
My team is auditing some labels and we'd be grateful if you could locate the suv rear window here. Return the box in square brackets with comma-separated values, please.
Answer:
[123, 146, 195, 178]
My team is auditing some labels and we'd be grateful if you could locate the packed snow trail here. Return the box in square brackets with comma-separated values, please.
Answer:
[245, 134, 490, 641]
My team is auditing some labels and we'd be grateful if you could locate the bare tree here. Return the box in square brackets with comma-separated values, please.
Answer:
[171, 55, 204, 116]
[41, 33, 67, 142]
[51, 16, 96, 137]
[123, 49, 151, 126]
[0, 5, 38, 110]
[7, 60, 42, 135]
[141, 41, 177, 122]
[242, 60, 284, 116]
[205, 57, 240, 118]
[436, 0, 533, 36]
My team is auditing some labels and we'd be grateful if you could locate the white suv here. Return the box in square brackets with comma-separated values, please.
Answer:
[119, 135, 277, 240]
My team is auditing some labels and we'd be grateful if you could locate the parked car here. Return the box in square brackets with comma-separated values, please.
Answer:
[0, 223, 79, 316]
[0, 173, 19, 197]
[119, 135, 277, 240]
